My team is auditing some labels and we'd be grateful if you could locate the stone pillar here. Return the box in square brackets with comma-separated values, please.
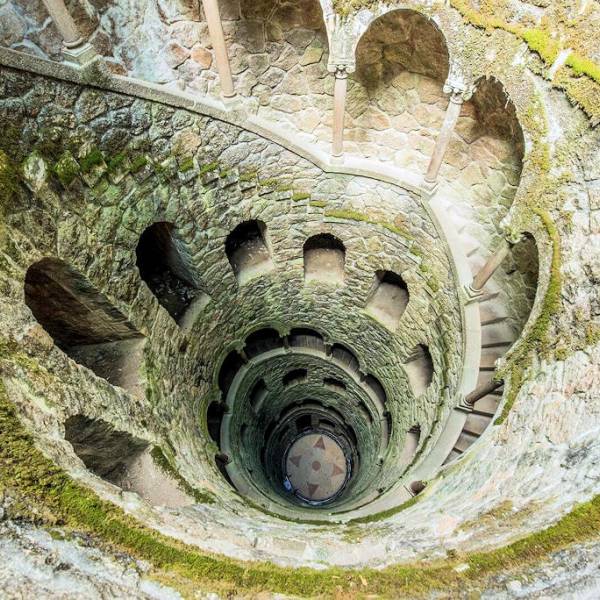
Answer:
[201, 0, 235, 98]
[464, 378, 503, 407]
[423, 81, 474, 193]
[41, 0, 97, 65]
[331, 66, 349, 157]
[470, 240, 511, 293]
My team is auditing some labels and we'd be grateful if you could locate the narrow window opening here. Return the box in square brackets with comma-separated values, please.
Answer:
[225, 220, 273, 285]
[403, 344, 434, 396]
[365, 270, 409, 330]
[136, 222, 199, 322]
[283, 368, 308, 387]
[25, 258, 145, 395]
[303, 233, 345, 284]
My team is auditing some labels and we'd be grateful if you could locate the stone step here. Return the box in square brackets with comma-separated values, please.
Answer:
[462, 236, 480, 258]
[479, 302, 509, 325]
[454, 431, 478, 453]
[464, 413, 491, 436]
[480, 346, 506, 369]
[473, 393, 501, 416]
[444, 449, 463, 464]
[481, 321, 516, 346]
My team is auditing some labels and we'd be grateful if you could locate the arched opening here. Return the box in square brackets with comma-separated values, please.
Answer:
[64, 415, 192, 508]
[403, 344, 434, 396]
[303, 234, 345, 284]
[288, 327, 326, 352]
[65, 415, 147, 480]
[364, 374, 387, 406]
[136, 222, 199, 322]
[249, 379, 268, 412]
[351, 9, 449, 170]
[296, 413, 312, 432]
[225, 220, 273, 285]
[234, 0, 330, 142]
[283, 369, 308, 387]
[365, 270, 409, 330]
[24, 258, 144, 395]
[399, 425, 421, 466]
[244, 328, 282, 358]
[324, 377, 346, 392]
[331, 343, 360, 374]
[218, 350, 246, 397]
[207, 401, 226, 444]
[456, 77, 525, 223]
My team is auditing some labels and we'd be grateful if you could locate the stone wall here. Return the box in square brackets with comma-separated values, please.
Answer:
[0, 65, 463, 514]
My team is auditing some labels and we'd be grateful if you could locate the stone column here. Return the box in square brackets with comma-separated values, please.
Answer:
[470, 240, 511, 293]
[331, 65, 349, 157]
[201, 0, 235, 98]
[423, 81, 474, 193]
[41, 0, 97, 65]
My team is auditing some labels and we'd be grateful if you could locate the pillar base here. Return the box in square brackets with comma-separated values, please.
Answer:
[420, 178, 438, 200]
[62, 42, 97, 67]
[221, 93, 243, 112]
[330, 152, 345, 166]
[456, 396, 474, 412]
[462, 284, 484, 305]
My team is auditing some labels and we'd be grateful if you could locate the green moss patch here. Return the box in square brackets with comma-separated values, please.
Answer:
[4, 352, 600, 597]
[53, 151, 80, 187]
[130, 154, 148, 173]
[495, 209, 561, 424]
[150, 446, 215, 505]
[80, 148, 105, 173]
[325, 208, 414, 240]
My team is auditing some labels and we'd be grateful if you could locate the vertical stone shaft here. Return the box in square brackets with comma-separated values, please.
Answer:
[424, 93, 463, 184]
[332, 68, 348, 157]
[41, 0, 83, 47]
[202, 0, 235, 98]
[471, 241, 511, 292]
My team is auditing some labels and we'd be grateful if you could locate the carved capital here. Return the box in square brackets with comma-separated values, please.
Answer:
[330, 64, 351, 79]
[327, 13, 356, 76]
[443, 64, 476, 103]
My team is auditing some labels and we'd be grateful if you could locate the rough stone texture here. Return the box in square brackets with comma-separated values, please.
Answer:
[0, 521, 182, 599]
[0, 64, 467, 548]
[0, 0, 599, 596]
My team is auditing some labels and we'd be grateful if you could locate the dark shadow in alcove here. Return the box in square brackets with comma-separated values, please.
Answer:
[25, 257, 145, 395]
[207, 401, 227, 444]
[136, 222, 199, 322]
[65, 414, 148, 481]
[366, 270, 409, 330]
[218, 350, 246, 397]
[283, 369, 308, 387]
[250, 379, 268, 412]
[403, 344, 434, 396]
[244, 328, 282, 358]
[225, 220, 274, 285]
